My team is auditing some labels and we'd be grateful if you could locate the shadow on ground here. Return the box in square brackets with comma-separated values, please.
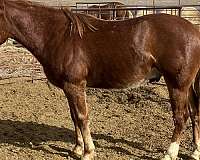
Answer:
[0, 119, 165, 159]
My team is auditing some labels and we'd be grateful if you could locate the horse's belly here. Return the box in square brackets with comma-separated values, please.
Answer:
[122, 79, 147, 88]
[87, 66, 158, 89]
[87, 77, 147, 89]
[86, 70, 148, 89]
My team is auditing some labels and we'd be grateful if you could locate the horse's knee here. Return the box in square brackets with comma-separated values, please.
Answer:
[175, 113, 187, 124]
[77, 112, 89, 126]
[171, 116, 188, 143]
[172, 98, 189, 126]
[173, 110, 188, 128]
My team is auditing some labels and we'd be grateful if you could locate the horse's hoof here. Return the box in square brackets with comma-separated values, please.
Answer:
[161, 154, 176, 160]
[161, 155, 171, 160]
[82, 151, 95, 160]
[191, 150, 200, 160]
[73, 145, 83, 156]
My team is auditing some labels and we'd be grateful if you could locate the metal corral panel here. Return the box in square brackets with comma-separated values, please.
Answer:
[127, 0, 200, 6]
[29, 0, 73, 6]
[155, 0, 198, 5]
[30, 0, 127, 6]
[30, 0, 200, 6]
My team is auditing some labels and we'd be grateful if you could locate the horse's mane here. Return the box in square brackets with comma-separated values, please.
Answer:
[14, 0, 98, 38]
[62, 8, 98, 38]
[5, 0, 97, 38]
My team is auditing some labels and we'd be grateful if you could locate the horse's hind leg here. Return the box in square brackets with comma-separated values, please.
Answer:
[64, 81, 95, 160]
[189, 75, 200, 160]
[162, 81, 190, 160]
[189, 87, 200, 160]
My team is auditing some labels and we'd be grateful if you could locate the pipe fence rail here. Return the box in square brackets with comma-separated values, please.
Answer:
[73, 3, 200, 25]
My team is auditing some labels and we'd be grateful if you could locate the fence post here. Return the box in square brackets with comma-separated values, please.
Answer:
[178, 7, 181, 17]
[153, 0, 155, 14]
[113, 5, 116, 20]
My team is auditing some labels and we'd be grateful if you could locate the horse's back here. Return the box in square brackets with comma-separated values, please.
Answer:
[80, 14, 200, 88]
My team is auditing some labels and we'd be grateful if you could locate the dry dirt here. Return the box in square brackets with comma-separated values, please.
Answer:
[0, 43, 195, 160]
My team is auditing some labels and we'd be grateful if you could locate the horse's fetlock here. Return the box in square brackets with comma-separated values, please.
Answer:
[161, 154, 176, 160]
[85, 141, 95, 152]
[73, 144, 84, 156]
[83, 150, 95, 160]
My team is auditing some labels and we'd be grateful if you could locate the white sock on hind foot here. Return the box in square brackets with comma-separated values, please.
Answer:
[161, 142, 179, 160]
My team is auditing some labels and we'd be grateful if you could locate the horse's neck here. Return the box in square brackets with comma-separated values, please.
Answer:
[6, 4, 69, 63]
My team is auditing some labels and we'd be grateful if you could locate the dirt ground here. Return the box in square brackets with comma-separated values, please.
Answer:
[0, 44, 195, 160]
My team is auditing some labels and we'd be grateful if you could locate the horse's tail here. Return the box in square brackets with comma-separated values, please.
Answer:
[194, 70, 200, 97]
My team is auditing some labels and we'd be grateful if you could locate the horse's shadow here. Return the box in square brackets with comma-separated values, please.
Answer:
[0, 119, 163, 160]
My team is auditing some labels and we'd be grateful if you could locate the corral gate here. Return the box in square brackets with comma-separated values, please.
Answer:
[73, 2, 200, 29]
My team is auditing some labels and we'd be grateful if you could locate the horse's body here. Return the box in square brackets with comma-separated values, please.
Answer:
[87, 2, 131, 20]
[1, 1, 200, 160]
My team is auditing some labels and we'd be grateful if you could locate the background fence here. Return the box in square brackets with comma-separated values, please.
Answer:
[73, 3, 200, 26]
[0, 42, 45, 83]
[30, 0, 200, 7]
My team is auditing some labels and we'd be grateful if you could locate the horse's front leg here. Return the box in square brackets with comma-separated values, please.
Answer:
[68, 105, 84, 156]
[162, 85, 189, 160]
[63, 81, 95, 160]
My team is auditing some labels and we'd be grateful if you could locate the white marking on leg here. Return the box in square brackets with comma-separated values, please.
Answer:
[167, 142, 179, 159]
[192, 140, 200, 160]
[161, 142, 179, 160]
[73, 127, 84, 156]
[83, 121, 95, 152]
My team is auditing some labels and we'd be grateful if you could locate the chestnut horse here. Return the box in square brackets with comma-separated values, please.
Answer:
[1, 0, 200, 160]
